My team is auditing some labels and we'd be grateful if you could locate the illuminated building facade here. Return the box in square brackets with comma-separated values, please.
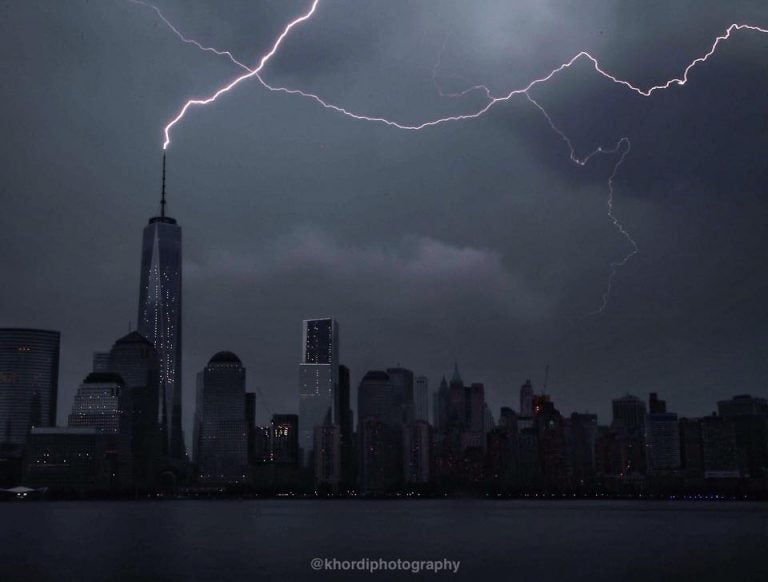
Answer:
[298, 318, 339, 465]
[137, 182, 184, 459]
[271, 414, 299, 465]
[68, 373, 126, 434]
[68, 372, 133, 487]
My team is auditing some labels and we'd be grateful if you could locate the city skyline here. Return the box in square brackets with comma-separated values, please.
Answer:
[9, 314, 765, 496]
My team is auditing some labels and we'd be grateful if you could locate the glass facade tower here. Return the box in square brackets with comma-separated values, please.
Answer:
[298, 318, 339, 465]
[0, 329, 60, 451]
[193, 352, 248, 482]
[137, 204, 184, 459]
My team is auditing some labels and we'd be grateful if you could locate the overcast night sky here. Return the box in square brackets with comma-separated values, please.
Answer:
[1, 0, 767, 443]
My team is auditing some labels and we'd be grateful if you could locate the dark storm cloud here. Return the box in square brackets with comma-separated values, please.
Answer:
[1, 0, 766, 440]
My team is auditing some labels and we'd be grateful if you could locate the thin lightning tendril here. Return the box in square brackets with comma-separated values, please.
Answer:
[431, 36, 493, 100]
[128, 0, 766, 314]
[431, 48, 639, 315]
[523, 94, 637, 315]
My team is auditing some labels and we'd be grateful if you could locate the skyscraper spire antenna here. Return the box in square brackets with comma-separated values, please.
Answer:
[161, 152, 167, 218]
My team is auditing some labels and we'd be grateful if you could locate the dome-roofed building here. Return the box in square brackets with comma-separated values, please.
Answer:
[208, 351, 242, 366]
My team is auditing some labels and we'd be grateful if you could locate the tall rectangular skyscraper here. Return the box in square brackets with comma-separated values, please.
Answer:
[137, 157, 184, 459]
[103, 331, 161, 486]
[414, 375, 429, 422]
[0, 328, 60, 452]
[298, 318, 339, 465]
[193, 352, 248, 483]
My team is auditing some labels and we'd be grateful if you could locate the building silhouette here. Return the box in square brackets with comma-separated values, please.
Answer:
[23, 427, 109, 493]
[386, 366, 414, 423]
[137, 157, 184, 459]
[358, 370, 404, 493]
[100, 331, 161, 486]
[645, 392, 681, 473]
[566, 412, 598, 485]
[519, 379, 534, 418]
[0, 329, 60, 453]
[193, 352, 249, 483]
[700, 414, 740, 477]
[358, 370, 403, 427]
[403, 419, 431, 485]
[314, 423, 341, 490]
[414, 375, 429, 422]
[679, 417, 705, 477]
[270, 414, 299, 465]
[465, 383, 486, 446]
[534, 396, 568, 489]
[610, 394, 647, 475]
[447, 364, 466, 432]
[336, 364, 353, 486]
[717, 394, 768, 478]
[649, 392, 667, 414]
[433, 376, 449, 432]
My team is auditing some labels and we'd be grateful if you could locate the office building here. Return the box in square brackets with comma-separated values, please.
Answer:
[611, 394, 647, 475]
[645, 412, 680, 471]
[298, 318, 339, 465]
[0, 329, 60, 452]
[23, 427, 110, 493]
[414, 376, 429, 422]
[271, 414, 299, 465]
[387, 366, 414, 422]
[700, 414, 740, 478]
[137, 158, 184, 459]
[357, 370, 402, 427]
[520, 379, 534, 417]
[193, 352, 248, 483]
[98, 331, 161, 486]
[717, 394, 768, 477]
[314, 424, 341, 490]
[68, 372, 132, 487]
[403, 420, 431, 485]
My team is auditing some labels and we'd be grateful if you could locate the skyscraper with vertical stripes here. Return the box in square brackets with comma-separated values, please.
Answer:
[137, 155, 185, 459]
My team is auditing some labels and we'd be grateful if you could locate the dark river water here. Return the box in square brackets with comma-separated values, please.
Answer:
[0, 500, 765, 581]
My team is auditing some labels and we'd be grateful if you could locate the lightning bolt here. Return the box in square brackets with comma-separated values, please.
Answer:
[152, 4, 767, 142]
[160, 0, 321, 150]
[524, 94, 637, 315]
[431, 47, 638, 315]
[128, 0, 766, 313]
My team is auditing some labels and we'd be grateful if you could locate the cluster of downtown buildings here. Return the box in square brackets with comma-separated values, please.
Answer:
[1, 180, 767, 498]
